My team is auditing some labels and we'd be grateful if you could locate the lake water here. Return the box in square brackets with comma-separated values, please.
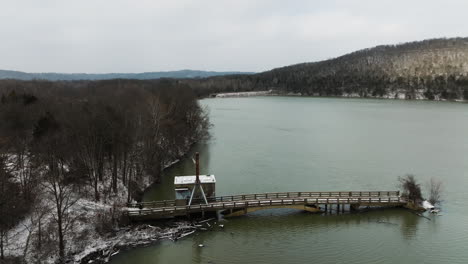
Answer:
[111, 97, 468, 264]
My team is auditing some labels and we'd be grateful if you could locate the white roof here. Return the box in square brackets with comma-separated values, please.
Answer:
[174, 175, 216, 184]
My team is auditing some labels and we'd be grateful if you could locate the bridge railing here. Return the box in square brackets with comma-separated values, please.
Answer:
[127, 195, 407, 217]
[127, 191, 400, 209]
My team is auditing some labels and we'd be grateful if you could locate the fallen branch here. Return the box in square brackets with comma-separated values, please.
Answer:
[412, 212, 431, 220]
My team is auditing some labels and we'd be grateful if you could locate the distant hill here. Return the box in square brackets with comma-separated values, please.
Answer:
[3, 37, 468, 101]
[0, 69, 253, 81]
[181, 37, 468, 100]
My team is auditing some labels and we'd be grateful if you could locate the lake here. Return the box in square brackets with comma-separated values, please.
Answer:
[111, 96, 468, 264]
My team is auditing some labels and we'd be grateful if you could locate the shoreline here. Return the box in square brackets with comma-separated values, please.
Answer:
[208, 90, 467, 103]
[74, 142, 203, 263]
[83, 206, 428, 263]
[77, 221, 196, 264]
[3, 141, 204, 263]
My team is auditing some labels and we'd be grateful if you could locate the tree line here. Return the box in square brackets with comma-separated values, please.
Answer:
[179, 37, 468, 100]
[0, 79, 209, 262]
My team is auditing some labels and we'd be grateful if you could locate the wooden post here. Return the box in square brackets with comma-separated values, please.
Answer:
[188, 152, 208, 205]
[195, 152, 200, 183]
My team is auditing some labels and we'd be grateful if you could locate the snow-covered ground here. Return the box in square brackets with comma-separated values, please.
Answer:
[2, 152, 197, 263]
[215, 90, 272, 98]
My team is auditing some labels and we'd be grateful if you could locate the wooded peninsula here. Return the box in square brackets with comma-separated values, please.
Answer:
[0, 36, 466, 263]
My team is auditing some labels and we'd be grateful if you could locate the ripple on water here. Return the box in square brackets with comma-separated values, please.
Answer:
[113, 97, 468, 264]
[188, 211, 414, 264]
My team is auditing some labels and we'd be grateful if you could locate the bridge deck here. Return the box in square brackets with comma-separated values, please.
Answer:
[127, 191, 406, 220]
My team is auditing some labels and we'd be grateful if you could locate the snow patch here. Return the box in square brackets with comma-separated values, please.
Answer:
[422, 200, 435, 210]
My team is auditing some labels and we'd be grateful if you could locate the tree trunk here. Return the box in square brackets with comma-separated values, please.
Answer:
[122, 151, 127, 185]
[98, 159, 104, 182]
[94, 174, 99, 202]
[127, 165, 132, 203]
[38, 219, 42, 251]
[1, 230, 4, 260]
[58, 217, 64, 261]
[56, 200, 65, 261]
[112, 154, 118, 193]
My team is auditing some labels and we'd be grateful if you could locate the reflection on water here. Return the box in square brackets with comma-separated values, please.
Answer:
[111, 209, 429, 264]
[112, 97, 468, 264]
[400, 211, 421, 239]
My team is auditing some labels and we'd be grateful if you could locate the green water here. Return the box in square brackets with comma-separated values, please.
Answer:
[111, 97, 468, 264]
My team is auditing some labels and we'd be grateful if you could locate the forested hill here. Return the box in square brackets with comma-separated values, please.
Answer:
[184, 37, 468, 100]
[2, 38, 468, 100]
[0, 69, 252, 81]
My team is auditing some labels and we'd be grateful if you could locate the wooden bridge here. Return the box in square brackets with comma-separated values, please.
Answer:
[127, 191, 407, 220]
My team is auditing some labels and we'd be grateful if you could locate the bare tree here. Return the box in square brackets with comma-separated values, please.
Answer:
[41, 159, 78, 261]
[427, 178, 443, 205]
[0, 156, 8, 261]
[398, 174, 423, 204]
[33, 111, 78, 261]
[0, 155, 23, 261]
[19, 190, 51, 263]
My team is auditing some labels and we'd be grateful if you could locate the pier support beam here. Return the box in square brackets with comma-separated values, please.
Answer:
[350, 204, 360, 212]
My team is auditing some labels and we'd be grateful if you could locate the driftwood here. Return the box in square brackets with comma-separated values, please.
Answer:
[412, 212, 431, 220]
[80, 219, 223, 263]
[197, 218, 216, 224]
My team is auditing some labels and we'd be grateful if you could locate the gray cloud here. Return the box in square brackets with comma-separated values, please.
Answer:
[1, 0, 467, 73]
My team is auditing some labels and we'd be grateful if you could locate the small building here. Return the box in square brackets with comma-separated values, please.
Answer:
[174, 175, 216, 205]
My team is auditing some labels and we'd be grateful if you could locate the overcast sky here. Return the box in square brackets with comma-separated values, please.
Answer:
[1, 0, 467, 73]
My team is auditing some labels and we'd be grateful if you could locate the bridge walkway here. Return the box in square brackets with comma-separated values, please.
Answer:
[127, 191, 406, 220]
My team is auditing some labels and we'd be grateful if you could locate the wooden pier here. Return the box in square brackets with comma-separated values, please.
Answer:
[127, 191, 407, 220]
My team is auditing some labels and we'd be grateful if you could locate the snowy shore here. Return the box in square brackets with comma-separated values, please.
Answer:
[3, 142, 202, 263]
[214, 90, 272, 98]
[212, 89, 467, 102]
